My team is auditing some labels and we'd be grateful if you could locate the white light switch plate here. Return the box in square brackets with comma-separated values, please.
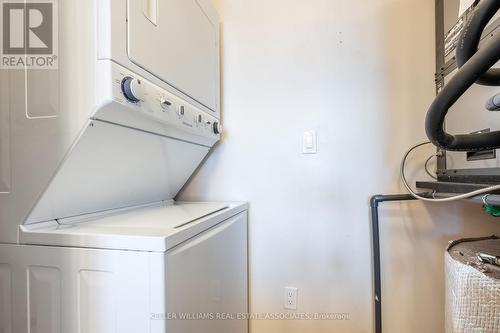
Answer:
[302, 131, 317, 154]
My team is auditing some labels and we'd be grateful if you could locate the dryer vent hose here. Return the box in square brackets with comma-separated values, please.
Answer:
[425, 0, 500, 151]
[456, 0, 500, 86]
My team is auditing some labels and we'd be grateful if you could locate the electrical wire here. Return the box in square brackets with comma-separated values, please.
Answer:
[424, 154, 438, 180]
[401, 142, 500, 202]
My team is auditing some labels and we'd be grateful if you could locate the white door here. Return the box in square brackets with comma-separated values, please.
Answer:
[127, 0, 220, 112]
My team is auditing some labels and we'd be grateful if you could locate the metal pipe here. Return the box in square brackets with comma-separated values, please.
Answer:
[370, 194, 419, 333]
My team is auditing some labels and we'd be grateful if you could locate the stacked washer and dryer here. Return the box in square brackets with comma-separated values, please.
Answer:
[0, 1, 248, 332]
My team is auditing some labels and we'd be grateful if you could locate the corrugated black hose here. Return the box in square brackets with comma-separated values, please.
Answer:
[456, 0, 500, 86]
[425, 4, 500, 151]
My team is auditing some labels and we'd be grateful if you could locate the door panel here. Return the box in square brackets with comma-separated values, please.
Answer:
[0, 70, 11, 194]
[27, 266, 61, 333]
[0, 264, 12, 333]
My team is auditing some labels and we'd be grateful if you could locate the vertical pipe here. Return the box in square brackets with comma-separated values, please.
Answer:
[370, 194, 419, 333]
[370, 196, 383, 333]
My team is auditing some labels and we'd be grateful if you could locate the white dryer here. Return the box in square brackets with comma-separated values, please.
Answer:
[0, 0, 248, 332]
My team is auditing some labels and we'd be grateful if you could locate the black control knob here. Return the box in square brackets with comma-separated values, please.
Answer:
[121, 77, 140, 103]
[213, 122, 222, 135]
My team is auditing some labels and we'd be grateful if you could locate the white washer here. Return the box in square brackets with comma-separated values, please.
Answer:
[0, 1, 248, 332]
[1, 202, 248, 333]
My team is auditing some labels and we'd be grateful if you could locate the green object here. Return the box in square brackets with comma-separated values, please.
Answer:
[483, 204, 500, 217]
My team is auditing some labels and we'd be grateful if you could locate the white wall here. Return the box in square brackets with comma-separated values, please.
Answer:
[179, 1, 500, 333]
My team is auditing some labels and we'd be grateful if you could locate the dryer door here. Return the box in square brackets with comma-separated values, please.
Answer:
[127, 0, 220, 113]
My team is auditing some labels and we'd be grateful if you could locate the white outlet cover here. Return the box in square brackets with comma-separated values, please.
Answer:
[284, 287, 298, 310]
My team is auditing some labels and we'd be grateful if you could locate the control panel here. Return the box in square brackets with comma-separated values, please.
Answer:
[110, 66, 221, 140]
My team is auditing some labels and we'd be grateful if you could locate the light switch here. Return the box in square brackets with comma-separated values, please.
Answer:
[302, 131, 317, 154]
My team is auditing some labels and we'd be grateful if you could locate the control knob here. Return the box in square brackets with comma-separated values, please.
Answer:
[213, 122, 222, 135]
[160, 98, 172, 111]
[177, 105, 186, 117]
[121, 77, 142, 103]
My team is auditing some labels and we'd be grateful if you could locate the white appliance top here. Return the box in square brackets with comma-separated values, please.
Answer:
[20, 202, 247, 252]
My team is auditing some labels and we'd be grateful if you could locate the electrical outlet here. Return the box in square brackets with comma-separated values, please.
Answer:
[284, 287, 298, 310]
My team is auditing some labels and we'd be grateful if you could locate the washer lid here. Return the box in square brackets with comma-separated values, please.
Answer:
[19, 202, 248, 252]
[24, 120, 211, 225]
